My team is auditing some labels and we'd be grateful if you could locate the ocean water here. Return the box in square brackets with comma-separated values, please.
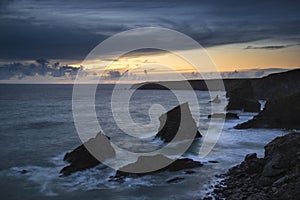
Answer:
[0, 84, 287, 200]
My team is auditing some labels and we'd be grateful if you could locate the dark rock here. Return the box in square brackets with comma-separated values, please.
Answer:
[245, 153, 257, 161]
[208, 113, 239, 120]
[166, 177, 184, 183]
[208, 132, 300, 200]
[235, 93, 300, 129]
[113, 154, 203, 179]
[60, 132, 115, 176]
[251, 68, 300, 99]
[209, 95, 221, 103]
[20, 170, 28, 174]
[132, 69, 300, 100]
[226, 97, 261, 112]
[155, 102, 202, 143]
[226, 79, 255, 99]
[208, 160, 219, 163]
[225, 79, 261, 112]
[185, 170, 196, 174]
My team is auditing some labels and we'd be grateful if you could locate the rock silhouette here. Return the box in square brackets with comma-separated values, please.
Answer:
[155, 102, 202, 143]
[235, 92, 300, 129]
[208, 132, 300, 200]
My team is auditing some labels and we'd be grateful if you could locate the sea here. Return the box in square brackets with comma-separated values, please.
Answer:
[0, 84, 287, 200]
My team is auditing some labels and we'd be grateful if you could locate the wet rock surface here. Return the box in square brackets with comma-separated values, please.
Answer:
[226, 80, 261, 112]
[132, 69, 300, 100]
[206, 132, 300, 200]
[209, 95, 221, 104]
[235, 93, 300, 129]
[61, 103, 202, 176]
[60, 132, 115, 176]
[112, 154, 203, 180]
[208, 113, 239, 120]
[155, 102, 202, 142]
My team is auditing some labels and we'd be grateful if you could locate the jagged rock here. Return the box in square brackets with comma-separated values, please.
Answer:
[226, 79, 255, 99]
[155, 102, 202, 143]
[209, 132, 300, 200]
[209, 95, 221, 103]
[166, 177, 185, 183]
[208, 160, 219, 163]
[235, 93, 300, 129]
[113, 154, 203, 179]
[132, 69, 300, 100]
[245, 153, 257, 161]
[60, 132, 115, 176]
[208, 112, 239, 120]
[226, 97, 261, 112]
[60, 103, 202, 176]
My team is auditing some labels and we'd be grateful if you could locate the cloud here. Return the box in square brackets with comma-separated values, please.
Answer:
[244, 44, 297, 50]
[0, 0, 299, 61]
[108, 70, 121, 79]
[0, 59, 80, 80]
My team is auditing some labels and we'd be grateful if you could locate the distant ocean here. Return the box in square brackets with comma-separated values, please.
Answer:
[0, 84, 286, 200]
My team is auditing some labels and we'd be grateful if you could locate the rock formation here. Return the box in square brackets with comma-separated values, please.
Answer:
[208, 113, 239, 120]
[209, 95, 221, 103]
[112, 154, 203, 180]
[60, 132, 115, 176]
[61, 103, 202, 176]
[132, 69, 300, 100]
[208, 132, 300, 200]
[225, 79, 261, 112]
[155, 102, 202, 142]
[235, 92, 300, 129]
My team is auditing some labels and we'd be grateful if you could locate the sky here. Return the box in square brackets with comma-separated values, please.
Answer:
[0, 0, 299, 83]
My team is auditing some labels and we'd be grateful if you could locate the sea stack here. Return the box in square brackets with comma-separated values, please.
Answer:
[60, 132, 115, 176]
[155, 102, 202, 143]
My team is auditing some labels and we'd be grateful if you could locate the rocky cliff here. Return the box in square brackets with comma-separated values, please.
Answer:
[208, 132, 300, 200]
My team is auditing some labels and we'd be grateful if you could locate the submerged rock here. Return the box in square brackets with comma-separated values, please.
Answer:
[235, 93, 300, 129]
[113, 154, 203, 179]
[209, 132, 300, 200]
[208, 112, 239, 120]
[166, 177, 185, 184]
[209, 95, 221, 104]
[60, 132, 115, 176]
[155, 102, 202, 143]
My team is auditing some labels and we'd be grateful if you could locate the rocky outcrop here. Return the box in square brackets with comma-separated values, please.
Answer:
[132, 69, 300, 100]
[112, 154, 203, 180]
[208, 132, 300, 200]
[251, 68, 300, 99]
[235, 93, 300, 129]
[225, 79, 261, 112]
[60, 103, 202, 176]
[209, 95, 221, 104]
[226, 97, 261, 112]
[208, 113, 239, 120]
[155, 103, 202, 142]
[60, 132, 115, 176]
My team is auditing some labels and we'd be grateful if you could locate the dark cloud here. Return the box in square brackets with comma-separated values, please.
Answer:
[0, 59, 79, 80]
[0, 19, 109, 60]
[108, 70, 121, 79]
[0, 0, 299, 61]
[244, 44, 298, 50]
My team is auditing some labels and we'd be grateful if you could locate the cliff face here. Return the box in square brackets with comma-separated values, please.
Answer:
[155, 102, 202, 142]
[251, 69, 300, 99]
[235, 92, 300, 129]
[131, 69, 300, 100]
[209, 132, 300, 200]
[60, 132, 115, 176]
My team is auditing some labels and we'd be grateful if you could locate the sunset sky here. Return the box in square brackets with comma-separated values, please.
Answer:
[0, 0, 299, 82]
